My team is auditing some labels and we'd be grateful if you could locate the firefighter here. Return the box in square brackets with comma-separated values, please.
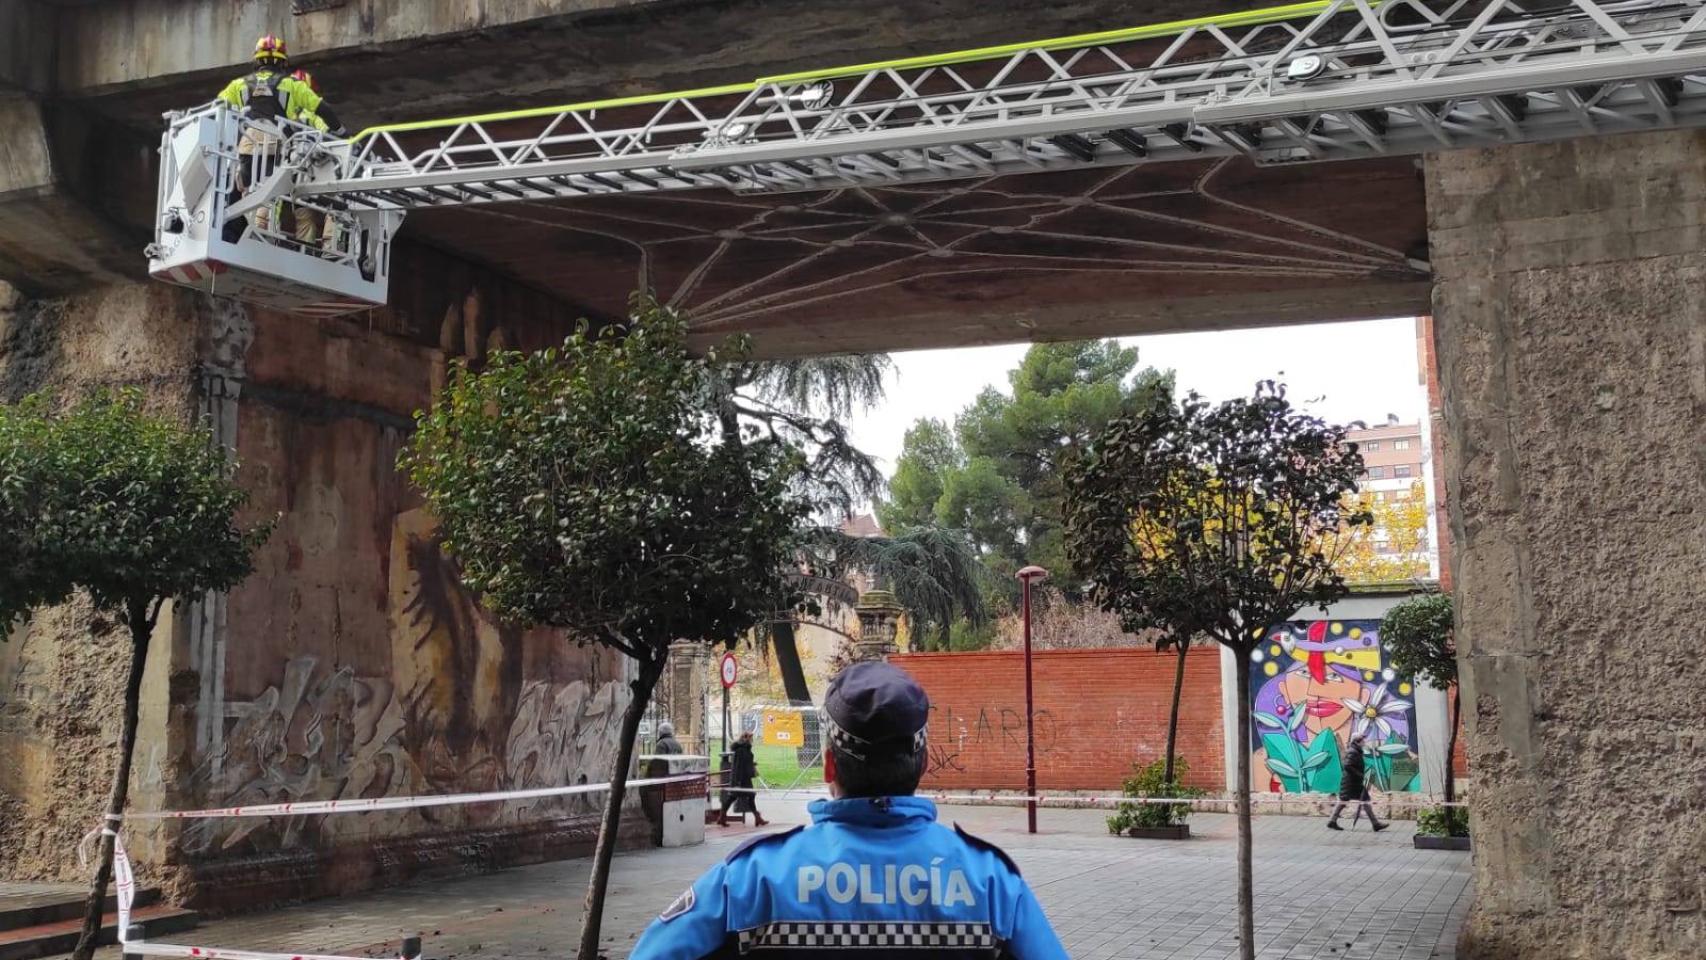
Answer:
[216, 35, 340, 244]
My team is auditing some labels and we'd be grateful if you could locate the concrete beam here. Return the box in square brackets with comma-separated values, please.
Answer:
[56, 0, 1259, 128]
[0, 95, 144, 295]
[0, 1, 54, 94]
[691, 279, 1434, 359]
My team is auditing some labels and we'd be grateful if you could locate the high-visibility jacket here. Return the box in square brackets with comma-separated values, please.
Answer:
[631, 797, 1069, 959]
[217, 69, 328, 132]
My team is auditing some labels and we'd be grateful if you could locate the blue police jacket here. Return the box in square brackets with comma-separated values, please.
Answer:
[630, 796, 1067, 959]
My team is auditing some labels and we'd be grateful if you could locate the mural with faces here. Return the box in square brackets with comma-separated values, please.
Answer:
[1249, 619, 1421, 794]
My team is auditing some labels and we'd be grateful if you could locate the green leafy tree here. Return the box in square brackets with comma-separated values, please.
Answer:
[1063, 383, 1368, 960]
[0, 391, 270, 960]
[400, 304, 811, 960]
[877, 418, 960, 534]
[1380, 593, 1458, 803]
[883, 340, 1173, 598]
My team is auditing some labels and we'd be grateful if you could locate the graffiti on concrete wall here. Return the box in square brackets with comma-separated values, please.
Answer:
[1250, 619, 1420, 794]
[183, 508, 626, 854]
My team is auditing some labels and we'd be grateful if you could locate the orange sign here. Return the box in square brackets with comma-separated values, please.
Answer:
[761, 711, 805, 746]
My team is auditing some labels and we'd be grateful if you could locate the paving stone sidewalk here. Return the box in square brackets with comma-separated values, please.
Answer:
[76, 803, 1469, 960]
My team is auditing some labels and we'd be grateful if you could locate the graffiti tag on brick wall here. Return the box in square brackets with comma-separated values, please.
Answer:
[924, 703, 1061, 776]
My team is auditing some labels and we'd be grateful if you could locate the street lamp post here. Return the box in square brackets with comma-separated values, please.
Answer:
[1016, 565, 1048, 834]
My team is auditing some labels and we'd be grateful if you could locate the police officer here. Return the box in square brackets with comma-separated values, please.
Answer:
[630, 661, 1068, 959]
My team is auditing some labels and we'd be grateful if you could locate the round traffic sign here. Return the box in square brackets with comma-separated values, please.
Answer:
[719, 652, 738, 689]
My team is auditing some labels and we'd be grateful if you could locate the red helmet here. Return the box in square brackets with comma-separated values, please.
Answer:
[254, 34, 289, 65]
[290, 69, 318, 93]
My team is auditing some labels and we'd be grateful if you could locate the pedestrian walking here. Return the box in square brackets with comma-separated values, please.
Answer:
[1327, 734, 1389, 831]
[716, 730, 767, 827]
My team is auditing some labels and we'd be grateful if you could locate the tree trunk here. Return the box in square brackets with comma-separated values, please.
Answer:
[768, 622, 812, 705]
[1163, 639, 1188, 785]
[1445, 683, 1460, 806]
[71, 606, 152, 960]
[576, 653, 667, 960]
[1234, 652, 1256, 960]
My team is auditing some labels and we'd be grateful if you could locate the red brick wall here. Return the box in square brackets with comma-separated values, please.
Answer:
[892, 648, 1224, 793]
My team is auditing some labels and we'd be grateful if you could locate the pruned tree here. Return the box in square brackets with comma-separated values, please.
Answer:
[400, 302, 811, 960]
[1380, 593, 1458, 803]
[1063, 383, 1368, 960]
[0, 390, 271, 960]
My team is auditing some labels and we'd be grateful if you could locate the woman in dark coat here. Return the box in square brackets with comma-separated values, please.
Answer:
[1327, 734, 1388, 832]
[717, 731, 768, 827]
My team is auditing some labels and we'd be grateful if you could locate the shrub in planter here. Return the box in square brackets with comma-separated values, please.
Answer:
[1107, 757, 1205, 837]
[1417, 805, 1470, 838]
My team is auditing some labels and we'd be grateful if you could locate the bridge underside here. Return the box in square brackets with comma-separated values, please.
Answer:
[2, 3, 1703, 959]
[406, 155, 1430, 355]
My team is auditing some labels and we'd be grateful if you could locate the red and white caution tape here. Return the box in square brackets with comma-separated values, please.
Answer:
[718, 784, 1472, 809]
[107, 773, 707, 960]
[103, 770, 1465, 960]
[122, 774, 702, 821]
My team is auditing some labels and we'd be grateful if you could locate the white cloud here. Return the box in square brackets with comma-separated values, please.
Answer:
[847, 316, 1425, 477]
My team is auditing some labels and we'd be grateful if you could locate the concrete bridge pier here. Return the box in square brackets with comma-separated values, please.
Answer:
[1427, 129, 1706, 960]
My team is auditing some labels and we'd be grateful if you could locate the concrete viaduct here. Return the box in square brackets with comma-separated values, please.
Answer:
[1, 3, 1701, 959]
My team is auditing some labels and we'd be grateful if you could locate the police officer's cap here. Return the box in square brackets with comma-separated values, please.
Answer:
[823, 661, 929, 761]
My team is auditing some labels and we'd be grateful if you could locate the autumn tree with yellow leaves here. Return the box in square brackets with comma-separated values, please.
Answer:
[1326, 481, 1431, 584]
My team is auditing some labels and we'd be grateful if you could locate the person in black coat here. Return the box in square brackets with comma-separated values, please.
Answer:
[1327, 734, 1388, 831]
[717, 731, 768, 827]
[654, 721, 684, 755]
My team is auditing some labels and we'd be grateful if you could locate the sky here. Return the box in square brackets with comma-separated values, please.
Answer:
[846, 316, 1426, 478]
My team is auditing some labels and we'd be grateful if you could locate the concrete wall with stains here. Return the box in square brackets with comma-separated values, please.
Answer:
[0, 282, 206, 881]
[0, 247, 646, 908]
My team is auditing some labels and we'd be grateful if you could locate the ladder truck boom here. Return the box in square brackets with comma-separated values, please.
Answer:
[150, 0, 1706, 315]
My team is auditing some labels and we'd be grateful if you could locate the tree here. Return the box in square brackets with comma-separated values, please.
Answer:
[0, 391, 270, 960]
[882, 340, 1173, 598]
[803, 524, 990, 650]
[876, 418, 960, 534]
[1330, 481, 1431, 584]
[1158, 633, 1195, 788]
[990, 585, 1133, 651]
[1380, 593, 1458, 803]
[716, 352, 892, 704]
[400, 303, 810, 960]
[1063, 383, 1368, 960]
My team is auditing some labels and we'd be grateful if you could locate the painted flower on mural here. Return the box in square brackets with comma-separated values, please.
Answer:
[1340, 682, 1412, 742]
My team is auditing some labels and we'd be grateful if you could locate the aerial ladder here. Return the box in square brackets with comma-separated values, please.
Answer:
[148, 0, 1706, 316]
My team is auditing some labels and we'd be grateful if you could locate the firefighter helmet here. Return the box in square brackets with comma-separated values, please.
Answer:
[254, 34, 289, 65]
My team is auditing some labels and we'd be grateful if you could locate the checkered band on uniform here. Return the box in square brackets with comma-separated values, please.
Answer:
[737, 921, 997, 952]
[822, 714, 927, 761]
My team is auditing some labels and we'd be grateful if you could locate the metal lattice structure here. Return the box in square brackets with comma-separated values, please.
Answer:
[150, 0, 1706, 312]
[318, 0, 1706, 209]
